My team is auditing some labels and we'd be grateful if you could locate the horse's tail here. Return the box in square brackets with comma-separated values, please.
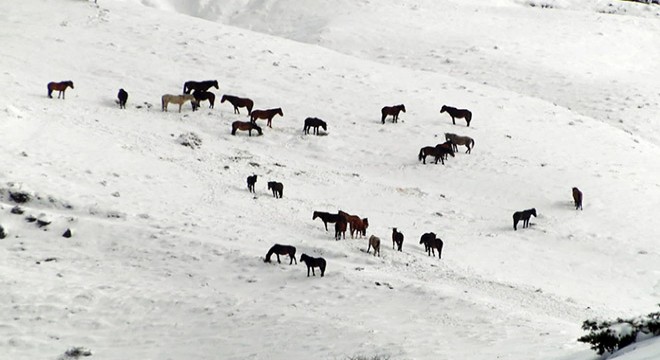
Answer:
[471, 139, 475, 148]
[47, 83, 53, 98]
[418, 148, 424, 161]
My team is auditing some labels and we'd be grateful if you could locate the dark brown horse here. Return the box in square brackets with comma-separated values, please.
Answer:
[381, 104, 406, 124]
[572, 187, 583, 210]
[335, 219, 347, 240]
[303, 117, 327, 135]
[300, 254, 326, 277]
[183, 80, 218, 94]
[441, 105, 472, 127]
[392, 228, 404, 252]
[267, 181, 283, 198]
[231, 121, 262, 136]
[221, 95, 254, 114]
[247, 175, 257, 193]
[419, 232, 443, 258]
[313, 211, 340, 231]
[47, 81, 74, 99]
[250, 108, 283, 128]
[418, 144, 455, 165]
[191, 91, 215, 110]
[117, 88, 128, 109]
[264, 244, 297, 264]
[513, 208, 537, 231]
[367, 235, 381, 257]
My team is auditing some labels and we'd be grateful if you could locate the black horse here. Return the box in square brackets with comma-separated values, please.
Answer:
[392, 228, 404, 252]
[513, 208, 537, 231]
[117, 88, 128, 109]
[303, 117, 327, 135]
[264, 244, 297, 265]
[247, 175, 257, 193]
[191, 91, 215, 111]
[441, 105, 472, 127]
[267, 181, 283, 198]
[300, 254, 326, 277]
[381, 104, 406, 124]
[183, 80, 219, 94]
[419, 232, 444, 258]
[572, 187, 583, 210]
[418, 143, 455, 165]
[313, 211, 340, 231]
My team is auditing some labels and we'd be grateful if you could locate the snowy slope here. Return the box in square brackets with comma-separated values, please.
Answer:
[1, 0, 659, 359]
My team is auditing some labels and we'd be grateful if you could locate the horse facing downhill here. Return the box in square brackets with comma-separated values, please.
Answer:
[300, 254, 326, 277]
[221, 94, 254, 114]
[231, 121, 262, 136]
[513, 208, 537, 231]
[381, 104, 406, 124]
[264, 244, 297, 265]
[162, 94, 196, 112]
[183, 80, 218, 94]
[250, 108, 283, 128]
[313, 211, 340, 232]
[47, 81, 74, 99]
[441, 105, 472, 127]
[445, 133, 475, 154]
[303, 117, 327, 135]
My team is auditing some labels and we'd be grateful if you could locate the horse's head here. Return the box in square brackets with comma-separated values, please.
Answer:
[321, 122, 327, 131]
[312, 211, 319, 220]
[67, 81, 74, 89]
[220, 95, 227, 103]
[300, 253, 308, 262]
[400, 104, 406, 113]
[213, 80, 219, 89]
[531, 208, 537, 217]
[277, 108, 283, 116]
[440, 105, 447, 113]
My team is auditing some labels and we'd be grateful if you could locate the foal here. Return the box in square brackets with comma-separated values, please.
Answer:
[392, 228, 404, 252]
[572, 187, 583, 210]
[300, 254, 326, 277]
[513, 208, 537, 231]
[247, 175, 257, 193]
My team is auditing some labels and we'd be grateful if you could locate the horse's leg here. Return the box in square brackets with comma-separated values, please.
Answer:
[311, 267, 316, 276]
[276, 254, 281, 264]
[451, 116, 455, 125]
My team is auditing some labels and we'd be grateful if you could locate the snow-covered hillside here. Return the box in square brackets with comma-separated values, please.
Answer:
[0, 0, 659, 359]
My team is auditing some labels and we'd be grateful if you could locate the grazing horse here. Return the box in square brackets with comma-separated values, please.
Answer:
[250, 108, 283, 128]
[264, 244, 297, 265]
[247, 175, 257, 193]
[335, 220, 347, 240]
[572, 187, 583, 210]
[392, 228, 404, 252]
[419, 232, 443, 259]
[441, 105, 472, 127]
[312, 211, 340, 231]
[231, 121, 262, 136]
[221, 95, 254, 114]
[300, 254, 326, 277]
[47, 81, 74, 99]
[267, 181, 283, 198]
[418, 144, 455, 165]
[367, 235, 381, 257]
[162, 94, 196, 112]
[513, 208, 537, 231]
[381, 104, 406, 124]
[191, 91, 215, 110]
[303, 117, 327, 135]
[338, 210, 369, 238]
[183, 80, 219, 94]
[445, 133, 475, 154]
[117, 88, 128, 109]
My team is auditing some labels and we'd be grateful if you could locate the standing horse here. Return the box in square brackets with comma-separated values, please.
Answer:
[264, 244, 297, 265]
[312, 211, 340, 231]
[381, 104, 406, 124]
[300, 254, 326, 277]
[441, 105, 472, 127]
[117, 88, 128, 109]
[367, 235, 381, 257]
[513, 208, 537, 231]
[303, 117, 327, 135]
[392, 228, 404, 252]
[162, 94, 196, 112]
[418, 144, 455, 165]
[183, 80, 218, 94]
[334, 219, 347, 240]
[267, 181, 283, 198]
[47, 81, 74, 99]
[191, 91, 215, 110]
[247, 175, 257, 193]
[338, 210, 368, 238]
[572, 187, 583, 210]
[250, 108, 283, 128]
[419, 232, 443, 258]
[231, 121, 262, 136]
[445, 133, 475, 154]
[221, 95, 254, 114]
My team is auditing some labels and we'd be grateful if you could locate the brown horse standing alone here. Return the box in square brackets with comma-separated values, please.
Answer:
[441, 105, 472, 127]
[250, 108, 283, 128]
[572, 187, 583, 210]
[47, 81, 74, 99]
[381, 104, 406, 124]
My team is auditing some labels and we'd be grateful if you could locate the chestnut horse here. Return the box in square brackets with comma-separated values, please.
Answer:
[221, 94, 254, 114]
[572, 187, 583, 210]
[313, 211, 340, 231]
[231, 121, 262, 136]
[513, 208, 537, 231]
[338, 210, 368, 238]
[381, 104, 406, 124]
[162, 94, 196, 112]
[250, 108, 283, 128]
[264, 244, 297, 264]
[445, 133, 475, 154]
[392, 228, 404, 252]
[183, 80, 218, 94]
[441, 105, 472, 127]
[47, 81, 74, 99]
[300, 254, 326, 277]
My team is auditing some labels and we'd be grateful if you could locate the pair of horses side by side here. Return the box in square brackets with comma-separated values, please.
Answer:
[418, 141, 455, 165]
[221, 94, 254, 114]
[513, 208, 537, 231]
[445, 133, 475, 154]
[264, 244, 297, 265]
[183, 80, 218, 94]
[381, 104, 406, 124]
[303, 117, 327, 135]
[441, 105, 472, 127]
[392, 228, 404, 252]
[162, 94, 196, 112]
[367, 235, 381, 257]
[339, 210, 369, 239]
[312, 211, 340, 232]
[47, 81, 74, 99]
[300, 254, 326, 277]
[419, 232, 443, 259]
[268, 181, 284, 198]
[247, 175, 258, 193]
[191, 91, 215, 111]
[232, 121, 262, 136]
[251, 108, 283, 128]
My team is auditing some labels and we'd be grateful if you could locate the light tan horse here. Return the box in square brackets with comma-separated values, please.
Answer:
[162, 94, 196, 112]
[444, 133, 475, 154]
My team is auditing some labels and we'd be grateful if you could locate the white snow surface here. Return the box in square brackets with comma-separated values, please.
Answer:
[1, 0, 659, 359]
